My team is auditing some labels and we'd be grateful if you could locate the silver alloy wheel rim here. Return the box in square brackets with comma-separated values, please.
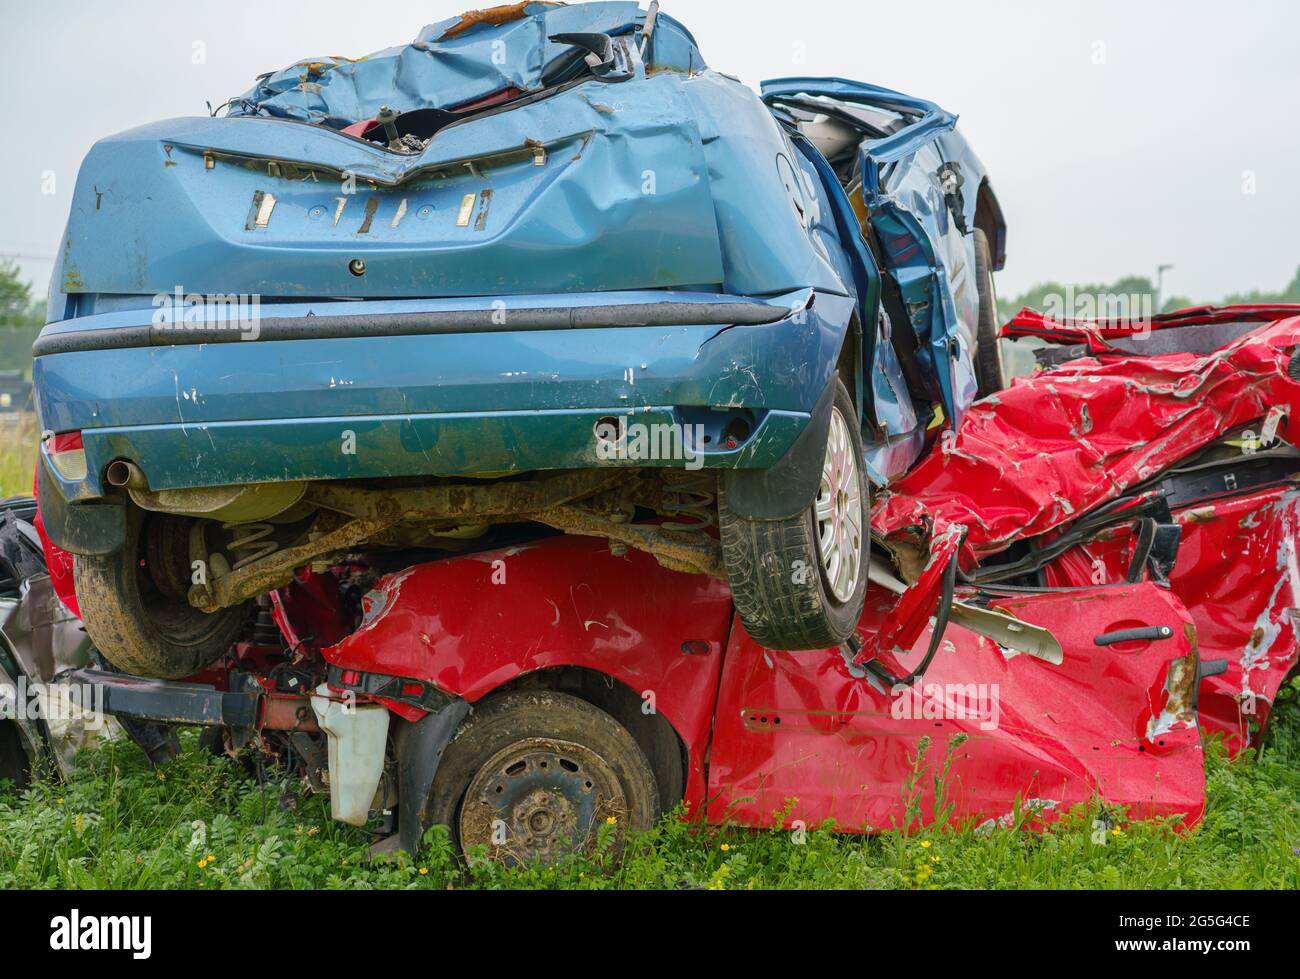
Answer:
[814, 406, 863, 603]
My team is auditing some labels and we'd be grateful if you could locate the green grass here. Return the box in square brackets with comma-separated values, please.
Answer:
[0, 412, 37, 498]
[2, 681, 1297, 890]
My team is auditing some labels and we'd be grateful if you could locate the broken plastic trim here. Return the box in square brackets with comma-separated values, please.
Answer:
[325, 663, 455, 714]
[963, 493, 1168, 584]
[396, 699, 473, 855]
[548, 32, 639, 82]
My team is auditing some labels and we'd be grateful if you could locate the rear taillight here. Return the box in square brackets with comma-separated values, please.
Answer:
[46, 431, 87, 481]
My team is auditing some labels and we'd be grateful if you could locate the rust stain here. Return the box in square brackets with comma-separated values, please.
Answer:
[438, 1, 552, 41]
[571, 131, 595, 162]
[61, 237, 83, 291]
[356, 196, 380, 234]
[1164, 622, 1201, 725]
[474, 189, 494, 231]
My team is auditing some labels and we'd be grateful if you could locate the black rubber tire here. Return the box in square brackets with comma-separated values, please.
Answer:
[0, 722, 29, 792]
[426, 691, 658, 866]
[972, 227, 1005, 397]
[72, 507, 249, 679]
[719, 377, 869, 650]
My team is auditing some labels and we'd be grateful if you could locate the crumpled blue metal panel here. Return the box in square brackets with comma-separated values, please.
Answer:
[682, 71, 851, 302]
[41, 2, 1000, 500]
[53, 66, 863, 304]
[761, 77, 994, 429]
[33, 289, 850, 494]
[55, 72, 728, 300]
[48, 2, 848, 305]
[229, 2, 704, 126]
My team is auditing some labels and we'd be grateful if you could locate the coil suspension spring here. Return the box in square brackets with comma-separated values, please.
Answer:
[659, 487, 715, 532]
[222, 521, 279, 570]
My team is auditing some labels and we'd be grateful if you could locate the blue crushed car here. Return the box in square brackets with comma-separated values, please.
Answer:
[32, 1, 1006, 677]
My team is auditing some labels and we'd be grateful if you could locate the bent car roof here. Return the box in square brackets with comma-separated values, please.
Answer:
[227, 1, 705, 127]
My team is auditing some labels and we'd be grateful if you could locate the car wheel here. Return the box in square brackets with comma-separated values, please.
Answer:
[972, 227, 1005, 397]
[426, 691, 658, 867]
[73, 508, 250, 679]
[719, 376, 869, 650]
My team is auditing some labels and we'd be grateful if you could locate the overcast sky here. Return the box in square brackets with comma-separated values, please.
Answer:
[2, 0, 1296, 303]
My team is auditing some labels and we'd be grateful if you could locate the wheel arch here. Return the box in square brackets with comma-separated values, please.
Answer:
[395, 663, 691, 855]
[836, 309, 863, 420]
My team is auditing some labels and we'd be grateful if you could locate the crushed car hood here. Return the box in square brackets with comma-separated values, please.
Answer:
[876, 309, 1300, 559]
[872, 305, 1300, 754]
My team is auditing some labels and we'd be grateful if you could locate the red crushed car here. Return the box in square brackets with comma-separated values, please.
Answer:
[24, 303, 1300, 865]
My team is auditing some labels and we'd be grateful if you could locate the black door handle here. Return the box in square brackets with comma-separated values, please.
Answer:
[1094, 625, 1174, 646]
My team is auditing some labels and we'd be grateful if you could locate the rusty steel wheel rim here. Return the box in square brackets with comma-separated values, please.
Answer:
[814, 405, 863, 603]
[458, 738, 626, 866]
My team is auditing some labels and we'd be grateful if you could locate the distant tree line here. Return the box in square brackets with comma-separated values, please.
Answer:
[0, 261, 42, 379]
[997, 266, 1300, 323]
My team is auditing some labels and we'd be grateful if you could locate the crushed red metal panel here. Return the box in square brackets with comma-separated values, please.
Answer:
[321, 533, 1206, 831]
[707, 583, 1203, 832]
[323, 535, 734, 805]
[872, 305, 1300, 756]
[876, 310, 1300, 562]
[858, 523, 963, 663]
[1045, 486, 1300, 753]
[1005, 304, 1300, 347]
